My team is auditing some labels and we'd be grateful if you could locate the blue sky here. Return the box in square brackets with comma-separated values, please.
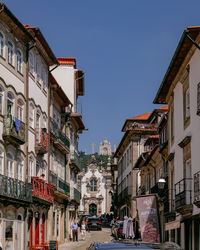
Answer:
[4, 0, 200, 153]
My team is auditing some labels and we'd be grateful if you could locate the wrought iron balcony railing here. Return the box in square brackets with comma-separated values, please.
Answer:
[3, 115, 25, 145]
[35, 128, 49, 154]
[32, 177, 54, 203]
[70, 187, 81, 204]
[70, 150, 81, 171]
[50, 119, 70, 153]
[194, 171, 200, 207]
[49, 171, 70, 196]
[0, 174, 32, 202]
[175, 178, 192, 210]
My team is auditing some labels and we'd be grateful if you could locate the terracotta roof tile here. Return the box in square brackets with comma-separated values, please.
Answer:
[129, 112, 151, 121]
[57, 58, 76, 67]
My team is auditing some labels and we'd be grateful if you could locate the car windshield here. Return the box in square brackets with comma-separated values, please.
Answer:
[88, 219, 100, 223]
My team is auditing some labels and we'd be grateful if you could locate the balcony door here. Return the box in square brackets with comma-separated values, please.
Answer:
[185, 159, 191, 204]
[36, 112, 40, 144]
[35, 215, 40, 245]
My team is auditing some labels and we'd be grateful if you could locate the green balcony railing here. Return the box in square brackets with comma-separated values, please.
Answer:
[49, 171, 70, 196]
[50, 118, 70, 151]
[0, 174, 32, 202]
[74, 187, 81, 204]
[3, 115, 25, 145]
[70, 151, 81, 170]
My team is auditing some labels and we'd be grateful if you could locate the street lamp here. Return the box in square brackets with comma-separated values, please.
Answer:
[158, 177, 166, 190]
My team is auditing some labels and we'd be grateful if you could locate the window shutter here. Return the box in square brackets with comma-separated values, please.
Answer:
[197, 82, 200, 115]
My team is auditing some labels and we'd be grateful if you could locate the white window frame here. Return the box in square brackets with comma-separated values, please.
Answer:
[17, 99, 24, 121]
[7, 92, 14, 115]
[17, 158, 24, 181]
[29, 102, 34, 128]
[29, 51, 34, 75]
[8, 41, 14, 65]
[7, 152, 14, 178]
[0, 149, 4, 175]
[16, 49, 22, 73]
[0, 86, 4, 115]
[0, 32, 4, 57]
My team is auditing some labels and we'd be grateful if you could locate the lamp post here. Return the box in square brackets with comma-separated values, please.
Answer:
[158, 177, 166, 190]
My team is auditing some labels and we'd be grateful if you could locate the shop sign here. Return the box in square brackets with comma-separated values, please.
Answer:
[136, 194, 160, 243]
[165, 220, 180, 231]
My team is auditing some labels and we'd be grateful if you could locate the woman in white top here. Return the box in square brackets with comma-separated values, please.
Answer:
[81, 220, 86, 240]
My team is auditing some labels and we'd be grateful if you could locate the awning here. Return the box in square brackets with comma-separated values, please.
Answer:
[165, 220, 180, 231]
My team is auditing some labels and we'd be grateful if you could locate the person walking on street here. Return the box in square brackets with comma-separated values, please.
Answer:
[71, 221, 79, 242]
[110, 218, 115, 235]
[81, 220, 86, 240]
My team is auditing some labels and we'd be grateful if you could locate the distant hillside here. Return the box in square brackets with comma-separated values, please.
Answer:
[79, 152, 114, 170]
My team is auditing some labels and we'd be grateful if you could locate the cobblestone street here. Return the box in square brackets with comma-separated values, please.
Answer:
[59, 228, 112, 250]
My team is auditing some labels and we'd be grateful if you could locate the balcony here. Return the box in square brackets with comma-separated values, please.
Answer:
[175, 178, 193, 216]
[70, 187, 81, 204]
[32, 177, 54, 203]
[49, 171, 70, 198]
[0, 174, 32, 203]
[194, 171, 200, 208]
[35, 128, 48, 154]
[3, 115, 25, 145]
[70, 150, 81, 172]
[50, 119, 70, 153]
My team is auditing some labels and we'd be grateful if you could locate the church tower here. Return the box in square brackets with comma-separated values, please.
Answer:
[99, 139, 112, 155]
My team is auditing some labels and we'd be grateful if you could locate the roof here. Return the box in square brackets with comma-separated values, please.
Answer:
[147, 105, 168, 123]
[50, 73, 71, 106]
[154, 26, 200, 104]
[24, 25, 58, 66]
[122, 112, 151, 132]
[71, 113, 85, 131]
[57, 58, 76, 68]
[0, 3, 34, 43]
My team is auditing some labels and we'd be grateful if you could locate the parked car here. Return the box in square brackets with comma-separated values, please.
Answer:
[78, 214, 91, 227]
[86, 217, 102, 231]
[86, 241, 182, 250]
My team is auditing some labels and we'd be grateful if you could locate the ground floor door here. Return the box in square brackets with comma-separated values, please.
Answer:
[16, 221, 23, 250]
[185, 220, 192, 250]
[89, 204, 97, 216]
[35, 216, 40, 245]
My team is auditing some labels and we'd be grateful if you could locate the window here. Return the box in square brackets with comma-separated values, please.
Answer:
[16, 50, 22, 73]
[0, 149, 4, 175]
[36, 112, 40, 143]
[36, 60, 41, 83]
[8, 41, 14, 65]
[17, 99, 23, 121]
[7, 92, 14, 115]
[43, 115, 47, 129]
[184, 88, 190, 120]
[29, 156, 34, 180]
[29, 52, 34, 75]
[0, 32, 4, 57]
[42, 69, 48, 89]
[53, 107, 61, 129]
[29, 102, 34, 128]
[171, 107, 174, 140]
[0, 86, 4, 115]
[17, 158, 24, 181]
[7, 152, 14, 178]
[90, 178, 97, 191]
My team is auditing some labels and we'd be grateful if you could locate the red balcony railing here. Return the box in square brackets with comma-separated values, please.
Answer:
[32, 177, 54, 203]
[35, 128, 49, 154]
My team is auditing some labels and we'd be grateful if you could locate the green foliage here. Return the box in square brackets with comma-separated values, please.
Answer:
[78, 152, 114, 170]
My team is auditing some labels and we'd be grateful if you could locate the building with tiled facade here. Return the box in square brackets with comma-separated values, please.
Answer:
[0, 3, 85, 249]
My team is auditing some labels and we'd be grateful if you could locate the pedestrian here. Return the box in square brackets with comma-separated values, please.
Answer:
[71, 221, 79, 242]
[81, 220, 86, 240]
[110, 218, 115, 235]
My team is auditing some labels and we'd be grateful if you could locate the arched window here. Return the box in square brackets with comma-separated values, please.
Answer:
[17, 99, 24, 121]
[29, 51, 34, 74]
[7, 92, 14, 115]
[90, 178, 97, 192]
[0, 148, 4, 175]
[8, 41, 14, 65]
[16, 49, 22, 73]
[29, 102, 34, 128]
[0, 32, 4, 57]
[42, 68, 48, 89]
[0, 86, 4, 115]
[17, 157, 24, 181]
[17, 214, 22, 221]
[7, 152, 14, 178]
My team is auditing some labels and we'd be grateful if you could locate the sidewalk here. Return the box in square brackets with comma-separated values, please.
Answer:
[58, 231, 91, 250]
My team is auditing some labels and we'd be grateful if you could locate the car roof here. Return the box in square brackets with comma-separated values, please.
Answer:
[93, 243, 155, 249]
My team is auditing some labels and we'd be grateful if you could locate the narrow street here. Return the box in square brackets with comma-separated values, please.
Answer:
[59, 228, 112, 250]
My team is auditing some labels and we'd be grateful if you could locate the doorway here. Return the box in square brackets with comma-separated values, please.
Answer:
[89, 204, 97, 216]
